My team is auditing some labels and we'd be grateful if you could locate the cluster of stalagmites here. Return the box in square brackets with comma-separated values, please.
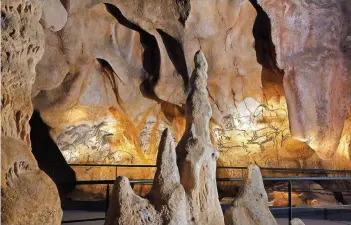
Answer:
[105, 51, 280, 225]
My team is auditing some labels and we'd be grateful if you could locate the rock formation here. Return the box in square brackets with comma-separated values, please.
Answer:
[1, 137, 62, 225]
[258, 0, 351, 160]
[1, 0, 62, 224]
[105, 129, 187, 225]
[290, 218, 305, 225]
[105, 50, 223, 225]
[105, 51, 279, 225]
[29, 1, 351, 189]
[176, 50, 224, 225]
[224, 165, 277, 225]
[31, 0, 279, 173]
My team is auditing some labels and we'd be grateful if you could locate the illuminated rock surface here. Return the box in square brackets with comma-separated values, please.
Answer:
[1, 0, 62, 224]
[2, 0, 351, 224]
[269, 182, 338, 207]
[27, 0, 351, 198]
[258, 0, 351, 160]
[106, 51, 276, 225]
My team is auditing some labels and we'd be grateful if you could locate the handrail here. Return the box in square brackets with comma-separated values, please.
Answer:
[61, 176, 351, 224]
[67, 163, 351, 173]
[70, 176, 351, 185]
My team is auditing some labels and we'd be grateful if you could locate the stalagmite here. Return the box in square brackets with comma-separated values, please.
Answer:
[176, 50, 224, 225]
[224, 165, 277, 225]
[105, 50, 281, 225]
[105, 50, 223, 225]
[104, 129, 187, 225]
[290, 218, 305, 225]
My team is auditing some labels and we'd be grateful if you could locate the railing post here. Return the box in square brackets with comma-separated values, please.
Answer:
[288, 180, 292, 225]
[105, 184, 110, 217]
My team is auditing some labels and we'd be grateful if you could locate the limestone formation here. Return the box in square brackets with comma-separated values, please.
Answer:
[28, 0, 351, 190]
[106, 51, 280, 225]
[290, 218, 305, 225]
[176, 50, 224, 225]
[1, 137, 62, 225]
[105, 129, 187, 225]
[31, 0, 278, 176]
[258, 0, 351, 160]
[1, 0, 62, 224]
[224, 165, 277, 225]
[106, 50, 223, 225]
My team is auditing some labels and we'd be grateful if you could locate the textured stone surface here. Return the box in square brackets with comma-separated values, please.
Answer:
[176, 50, 224, 225]
[1, 137, 62, 225]
[258, 0, 351, 160]
[290, 218, 305, 225]
[105, 129, 187, 225]
[105, 50, 223, 225]
[224, 165, 277, 225]
[1, 0, 62, 224]
[32, 0, 270, 167]
[2, 0, 44, 144]
[26, 0, 351, 198]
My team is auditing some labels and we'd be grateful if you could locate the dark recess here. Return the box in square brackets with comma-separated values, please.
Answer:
[104, 3, 161, 100]
[30, 110, 76, 197]
[156, 29, 189, 91]
[249, 0, 285, 98]
[176, 0, 191, 25]
[250, 0, 280, 69]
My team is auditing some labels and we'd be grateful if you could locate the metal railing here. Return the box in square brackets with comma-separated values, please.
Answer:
[61, 164, 351, 224]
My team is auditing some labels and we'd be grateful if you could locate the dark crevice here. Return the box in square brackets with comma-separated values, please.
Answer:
[103, 3, 186, 118]
[250, 0, 281, 70]
[176, 0, 191, 25]
[30, 110, 76, 197]
[96, 58, 127, 112]
[104, 3, 161, 101]
[249, 0, 285, 98]
[156, 29, 189, 91]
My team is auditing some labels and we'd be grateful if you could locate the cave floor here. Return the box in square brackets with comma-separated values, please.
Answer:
[62, 210, 351, 225]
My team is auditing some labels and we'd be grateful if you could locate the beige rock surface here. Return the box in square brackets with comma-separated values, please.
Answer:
[1, 137, 62, 225]
[258, 0, 351, 160]
[105, 129, 187, 225]
[1, 0, 62, 224]
[176, 50, 224, 225]
[105, 51, 223, 225]
[290, 218, 305, 225]
[224, 165, 278, 225]
[27, 0, 351, 198]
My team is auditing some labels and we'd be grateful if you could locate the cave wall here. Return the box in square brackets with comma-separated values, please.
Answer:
[30, 0, 351, 188]
[258, 0, 351, 160]
[1, 0, 62, 224]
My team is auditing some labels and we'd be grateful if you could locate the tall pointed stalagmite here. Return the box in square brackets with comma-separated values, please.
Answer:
[105, 50, 224, 225]
[176, 50, 224, 225]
